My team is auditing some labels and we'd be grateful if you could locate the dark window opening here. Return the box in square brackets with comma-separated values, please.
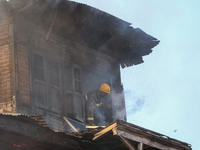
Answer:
[33, 54, 45, 82]
[32, 53, 61, 113]
[49, 59, 59, 87]
[52, 87, 61, 110]
[35, 82, 46, 105]
[33, 54, 44, 68]
[49, 59, 59, 73]
[73, 68, 82, 93]
[67, 93, 73, 118]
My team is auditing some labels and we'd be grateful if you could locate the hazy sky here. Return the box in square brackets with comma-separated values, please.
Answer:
[74, 0, 199, 149]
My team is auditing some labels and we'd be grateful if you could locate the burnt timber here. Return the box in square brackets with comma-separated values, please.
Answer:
[0, 114, 192, 150]
[0, 0, 160, 128]
[5, 0, 159, 68]
[0, 0, 192, 150]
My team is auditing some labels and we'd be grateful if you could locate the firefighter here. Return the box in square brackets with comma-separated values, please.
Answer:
[85, 83, 111, 126]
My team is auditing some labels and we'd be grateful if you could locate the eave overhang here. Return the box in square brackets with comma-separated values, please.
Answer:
[4, 0, 160, 68]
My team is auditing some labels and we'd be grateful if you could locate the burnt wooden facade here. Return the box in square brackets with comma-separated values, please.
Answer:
[0, 1, 193, 150]
[0, 0, 159, 131]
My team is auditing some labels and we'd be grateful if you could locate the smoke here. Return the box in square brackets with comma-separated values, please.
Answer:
[111, 90, 126, 121]
[94, 107, 107, 126]
[0, 0, 9, 20]
[125, 89, 145, 115]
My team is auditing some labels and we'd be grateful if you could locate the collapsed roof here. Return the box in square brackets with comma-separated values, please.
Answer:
[0, 113, 191, 150]
[4, 0, 159, 68]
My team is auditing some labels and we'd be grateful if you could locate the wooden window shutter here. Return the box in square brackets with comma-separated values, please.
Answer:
[73, 67, 83, 122]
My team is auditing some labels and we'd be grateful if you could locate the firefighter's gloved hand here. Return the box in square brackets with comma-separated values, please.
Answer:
[104, 104, 111, 109]
[90, 123, 96, 126]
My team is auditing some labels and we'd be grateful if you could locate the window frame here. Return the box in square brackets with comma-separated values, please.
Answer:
[65, 64, 84, 122]
[32, 52, 48, 109]
[32, 52, 62, 114]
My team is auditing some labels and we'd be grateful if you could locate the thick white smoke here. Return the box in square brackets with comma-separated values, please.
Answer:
[111, 91, 126, 121]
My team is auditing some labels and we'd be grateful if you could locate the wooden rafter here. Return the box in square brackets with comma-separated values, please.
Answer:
[19, 0, 41, 12]
[92, 120, 191, 150]
[46, 7, 58, 40]
[119, 135, 136, 150]
[117, 130, 178, 150]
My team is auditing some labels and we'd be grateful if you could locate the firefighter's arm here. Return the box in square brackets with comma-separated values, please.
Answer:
[102, 97, 111, 109]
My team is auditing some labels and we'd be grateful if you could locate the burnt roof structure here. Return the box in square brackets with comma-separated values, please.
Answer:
[0, 114, 192, 150]
[4, 0, 159, 68]
[0, 0, 192, 150]
[0, 113, 80, 150]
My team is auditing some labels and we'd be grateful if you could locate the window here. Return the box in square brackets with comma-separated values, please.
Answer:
[74, 68, 81, 93]
[65, 66, 83, 122]
[49, 59, 61, 112]
[33, 54, 45, 82]
[73, 67, 83, 122]
[66, 66, 73, 92]
[33, 54, 47, 107]
[49, 59, 59, 87]
[32, 53, 61, 113]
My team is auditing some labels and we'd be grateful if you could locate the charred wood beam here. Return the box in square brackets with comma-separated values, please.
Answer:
[19, 0, 41, 12]
[117, 124, 191, 150]
[63, 116, 78, 132]
[117, 129, 183, 150]
[93, 122, 117, 141]
[118, 125, 190, 149]
[46, 7, 58, 40]
[119, 135, 136, 150]
[120, 56, 144, 68]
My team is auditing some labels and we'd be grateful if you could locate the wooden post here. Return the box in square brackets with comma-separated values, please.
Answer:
[137, 142, 143, 150]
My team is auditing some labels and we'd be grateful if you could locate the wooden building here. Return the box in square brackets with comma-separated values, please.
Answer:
[0, 0, 192, 149]
[0, 0, 159, 130]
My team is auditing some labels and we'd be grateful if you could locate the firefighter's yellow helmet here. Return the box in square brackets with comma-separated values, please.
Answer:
[99, 83, 110, 94]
